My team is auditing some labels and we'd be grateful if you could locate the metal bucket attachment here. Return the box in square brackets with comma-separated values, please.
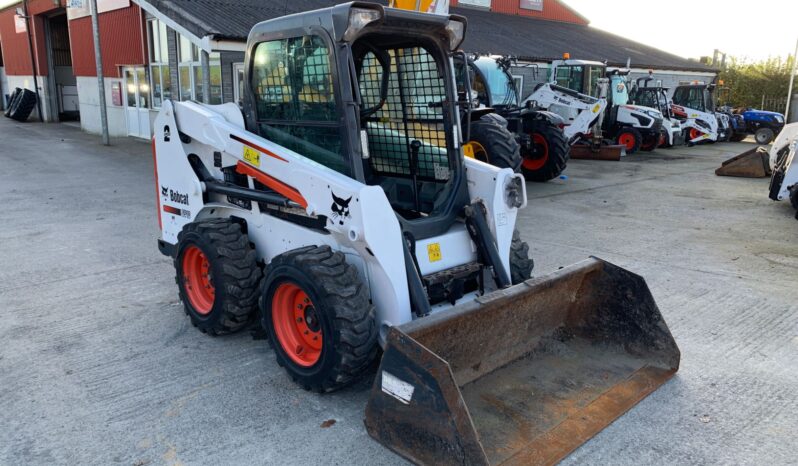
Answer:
[716, 147, 772, 178]
[365, 258, 680, 466]
[569, 144, 624, 161]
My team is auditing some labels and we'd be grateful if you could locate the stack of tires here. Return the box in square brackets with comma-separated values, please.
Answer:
[4, 87, 37, 122]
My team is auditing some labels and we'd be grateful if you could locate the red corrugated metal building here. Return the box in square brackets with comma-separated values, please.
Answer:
[0, 0, 148, 128]
[68, 4, 146, 78]
[451, 0, 588, 24]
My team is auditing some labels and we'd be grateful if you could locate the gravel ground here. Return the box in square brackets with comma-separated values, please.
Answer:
[1, 118, 796, 465]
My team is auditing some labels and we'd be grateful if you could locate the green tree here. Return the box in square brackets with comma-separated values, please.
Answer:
[717, 55, 795, 112]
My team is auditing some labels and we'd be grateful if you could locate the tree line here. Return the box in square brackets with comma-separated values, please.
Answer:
[717, 55, 795, 112]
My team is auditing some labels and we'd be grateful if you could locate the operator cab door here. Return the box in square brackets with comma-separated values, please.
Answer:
[123, 67, 151, 139]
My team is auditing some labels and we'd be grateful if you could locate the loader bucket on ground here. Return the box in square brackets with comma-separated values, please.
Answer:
[716, 147, 772, 178]
[569, 144, 624, 161]
[365, 258, 680, 466]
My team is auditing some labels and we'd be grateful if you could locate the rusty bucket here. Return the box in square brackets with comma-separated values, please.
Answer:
[715, 147, 772, 178]
[365, 258, 680, 466]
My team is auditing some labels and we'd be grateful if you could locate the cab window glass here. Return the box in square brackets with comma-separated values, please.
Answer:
[556, 65, 584, 93]
[252, 35, 348, 175]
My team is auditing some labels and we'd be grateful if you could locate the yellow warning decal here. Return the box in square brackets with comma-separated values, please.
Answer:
[243, 146, 261, 167]
[427, 243, 442, 263]
[592, 104, 602, 113]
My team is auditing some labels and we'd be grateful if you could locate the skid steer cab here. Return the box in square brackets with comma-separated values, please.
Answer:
[152, 3, 679, 464]
[671, 82, 721, 144]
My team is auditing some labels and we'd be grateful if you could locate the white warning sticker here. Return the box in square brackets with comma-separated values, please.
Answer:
[381, 371, 415, 405]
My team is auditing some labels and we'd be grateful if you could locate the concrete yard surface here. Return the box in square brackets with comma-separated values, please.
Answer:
[1, 117, 796, 465]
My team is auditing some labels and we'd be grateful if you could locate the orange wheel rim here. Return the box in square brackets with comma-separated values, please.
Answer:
[522, 133, 549, 171]
[182, 245, 215, 315]
[619, 133, 636, 150]
[689, 128, 702, 140]
[271, 282, 322, 367]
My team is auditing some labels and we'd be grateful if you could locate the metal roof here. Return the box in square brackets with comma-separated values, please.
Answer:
[134, 0, 714, 72]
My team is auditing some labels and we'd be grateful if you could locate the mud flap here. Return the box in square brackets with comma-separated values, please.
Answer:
[569, 144, 625, 161]
[716, 147, 772, 178]
[365, 258, 680, 466]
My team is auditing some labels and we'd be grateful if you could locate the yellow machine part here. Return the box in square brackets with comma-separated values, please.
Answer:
[390, 0, 437, 11]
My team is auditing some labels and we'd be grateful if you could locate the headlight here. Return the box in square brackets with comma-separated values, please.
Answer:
[445, 18, 466, 50]
[774, 115, 784, 123]
[343, 7, 382, 42]
[505, 175, 524, 209]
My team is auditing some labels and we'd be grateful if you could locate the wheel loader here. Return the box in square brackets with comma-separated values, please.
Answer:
[152, 3, 680, 464]
[454, 55, 571, 182]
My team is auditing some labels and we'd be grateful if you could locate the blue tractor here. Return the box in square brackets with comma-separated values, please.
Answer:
[737, 108, 785, 144]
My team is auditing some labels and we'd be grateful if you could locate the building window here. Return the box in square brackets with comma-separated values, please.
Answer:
[512, 75, 524, 98]
[147, 19, 172, 108]
[520, 0, 543, 11]
[178, 35, 222, 104]
[233, 62, 245, 105]
[457, 0, 491, 8]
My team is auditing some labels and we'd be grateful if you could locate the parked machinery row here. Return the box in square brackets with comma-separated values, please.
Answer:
[458, 54, 787, 184]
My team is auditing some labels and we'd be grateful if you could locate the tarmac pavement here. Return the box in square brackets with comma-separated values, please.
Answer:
[1, 118, 796, 465]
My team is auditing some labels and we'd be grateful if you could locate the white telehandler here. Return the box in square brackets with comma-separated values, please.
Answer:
[152, 4, 680, 464]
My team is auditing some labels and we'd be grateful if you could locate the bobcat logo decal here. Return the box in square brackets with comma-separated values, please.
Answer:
[161, 186, 169, 197]
[330, 192, 352, 226]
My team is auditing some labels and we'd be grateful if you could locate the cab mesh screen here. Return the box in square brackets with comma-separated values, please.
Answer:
[359, 47, 450, 182]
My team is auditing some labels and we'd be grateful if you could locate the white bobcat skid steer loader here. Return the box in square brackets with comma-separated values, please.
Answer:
[769, 122, 798, 217]
[672, 82, 720, 144]
[153, 4, 680, 464]
[630, 75, 685, 148]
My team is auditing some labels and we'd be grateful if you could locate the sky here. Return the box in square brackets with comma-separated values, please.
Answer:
[561, 0, 797, 62]
[1, 0, 794, 62]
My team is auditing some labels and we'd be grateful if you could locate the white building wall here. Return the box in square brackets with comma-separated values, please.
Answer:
[0, 67, 8, 110]
[4, 75, 54, 121]
[76, 75, 128, 137]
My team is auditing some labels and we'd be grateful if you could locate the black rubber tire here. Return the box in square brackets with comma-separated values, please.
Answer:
[729, 132, 747, 142]
[790, 186, 798, 212]
[261, 245, 378, 392]
[616, 127, 642, 154]
[8, 89, 37, 122]
[468, 113, 522, 171]
[4, 88, 21, 117]
[521, 119, 569, 182]
[640, 133, 659, 152]
[175, 219, 262, 335]
[755, 128, 775, 145]
[509, 229, 534, 285]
